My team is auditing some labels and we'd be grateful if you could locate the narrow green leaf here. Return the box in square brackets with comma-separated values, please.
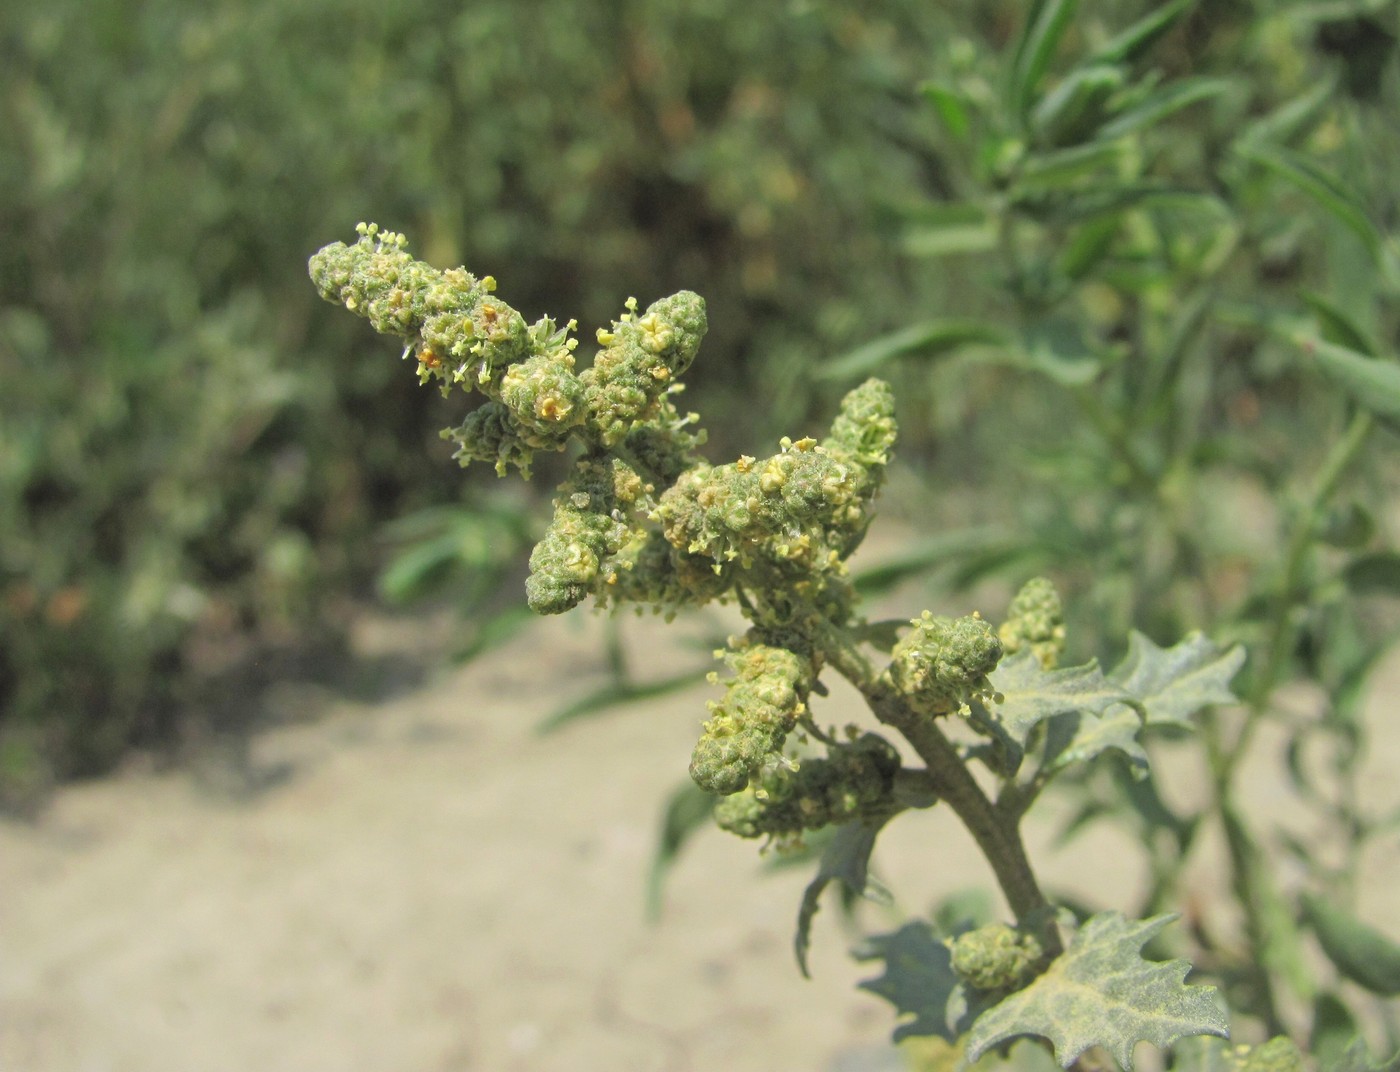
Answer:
[535, 666, 710, 734]
[818, 320, 1011, 382]
[921, 81, 974, 140]
[646, 780, 714, 919]
[1237, 143, 1384, 261]
[852, 526, 1024, 597]
[1234, 78, 1336, 152]
[1107, 631, 1245, 727]
[1302, 292, 1379, 356]
[1090, 0, 1194, 66]
[1096, 78, 1231, 141]
[965, 913, 1228, 1069]
[1030, 63, 1125, 147]
[1015, 140, 1125, 188]
[989, 651, 1140, 748]
[1010, 0, 1082, 119]
[1301, 892, 1400, 996]
[1293, 333, 1400, 425]
[1019, 315, 1102, 386]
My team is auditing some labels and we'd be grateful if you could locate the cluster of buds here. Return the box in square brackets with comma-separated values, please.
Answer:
[689, 632, 819, 795]
[947, 922, 1048, 992]
[997, 576, 1067, 669]
[713, 732, 901, 845]
[310, 229, 1062, 851]
[888, 611, 1004, 718]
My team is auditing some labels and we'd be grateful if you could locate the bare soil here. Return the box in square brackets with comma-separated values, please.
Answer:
[3, 602, 1398, 1072]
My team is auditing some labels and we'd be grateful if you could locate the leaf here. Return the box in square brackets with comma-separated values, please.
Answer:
[965, 912, 1228, 1069]
[1107, 631, 1245, 727]
[1009, 0, 1082, 119]
[901, 203, 999, 257]
[1344, 551, 1400, 595]
[1292, 333, 1400, 427]
[535, 666, 711, 734]
[856, 920, 969, 1042]
[818, 320, 1011, 382]
[1300, 891, 1400, 996]
[1095, 77, 1231, 141]
[1236, 143, 1385, 263]
[989, 650, 1140, 748]
[921, 81, 974, 140]
[645, 780, 714, 919]
[794, 819, 893, 977]
[1089, 0, 1194, 66]
[1302, 291, 1379, 356]
[1030, 63, 1124, 147]
[851, 525, 1025, 597]
[1042, 705, 1149, 775]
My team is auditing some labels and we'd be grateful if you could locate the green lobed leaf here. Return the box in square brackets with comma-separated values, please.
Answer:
[1042, 706, 1149, 775]
[855, 920, 970, 1042]
[794, 819, 894, 977]
[1107, 631, 1245, 727]
[989, 650, 1140, 748]
[1300, 891, 1400, 996]
[965, 912, 1228, 1069]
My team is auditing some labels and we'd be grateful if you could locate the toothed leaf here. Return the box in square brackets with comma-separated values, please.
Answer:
[989, 651, 1140, 747]
[965, 912, 1228, 1069]
[1108, 631, 1245, 726]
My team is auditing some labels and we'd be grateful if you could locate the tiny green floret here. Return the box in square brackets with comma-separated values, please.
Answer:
[948, 922, 1047, 992]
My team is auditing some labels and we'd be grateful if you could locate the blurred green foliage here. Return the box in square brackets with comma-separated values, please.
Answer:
[0, 0, 966, 802]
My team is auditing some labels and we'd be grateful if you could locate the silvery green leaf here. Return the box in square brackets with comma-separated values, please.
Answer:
[965, 912, 1228, 1069]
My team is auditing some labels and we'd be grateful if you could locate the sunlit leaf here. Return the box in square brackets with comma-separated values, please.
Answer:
[1107, 631, 1245, 727]
[965, 913, 1228, 1069]
[989, 651, 1139, 748]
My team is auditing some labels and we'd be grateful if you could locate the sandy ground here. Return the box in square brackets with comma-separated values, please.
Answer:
[3, 597, 1399, 1072]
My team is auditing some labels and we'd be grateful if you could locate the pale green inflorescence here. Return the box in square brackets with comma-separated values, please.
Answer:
[998, 576, 1067, 669]
[690, 632, 819, 795]
[889, 611, 1003, 718]
[947, 922, 1047, 992]
[309, 227, 905, 807]
[713, 732, 901, 842]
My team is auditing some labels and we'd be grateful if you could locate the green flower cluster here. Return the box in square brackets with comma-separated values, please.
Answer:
[652, 379, 896, 586]
[309, 224, 707, 481]
[713, 732, 901, 842]
[690, 633, 819, 795]
[889, 611, 1004, 718]
[947, 922, 1047, 992]
[997, 577, 1067, 669]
